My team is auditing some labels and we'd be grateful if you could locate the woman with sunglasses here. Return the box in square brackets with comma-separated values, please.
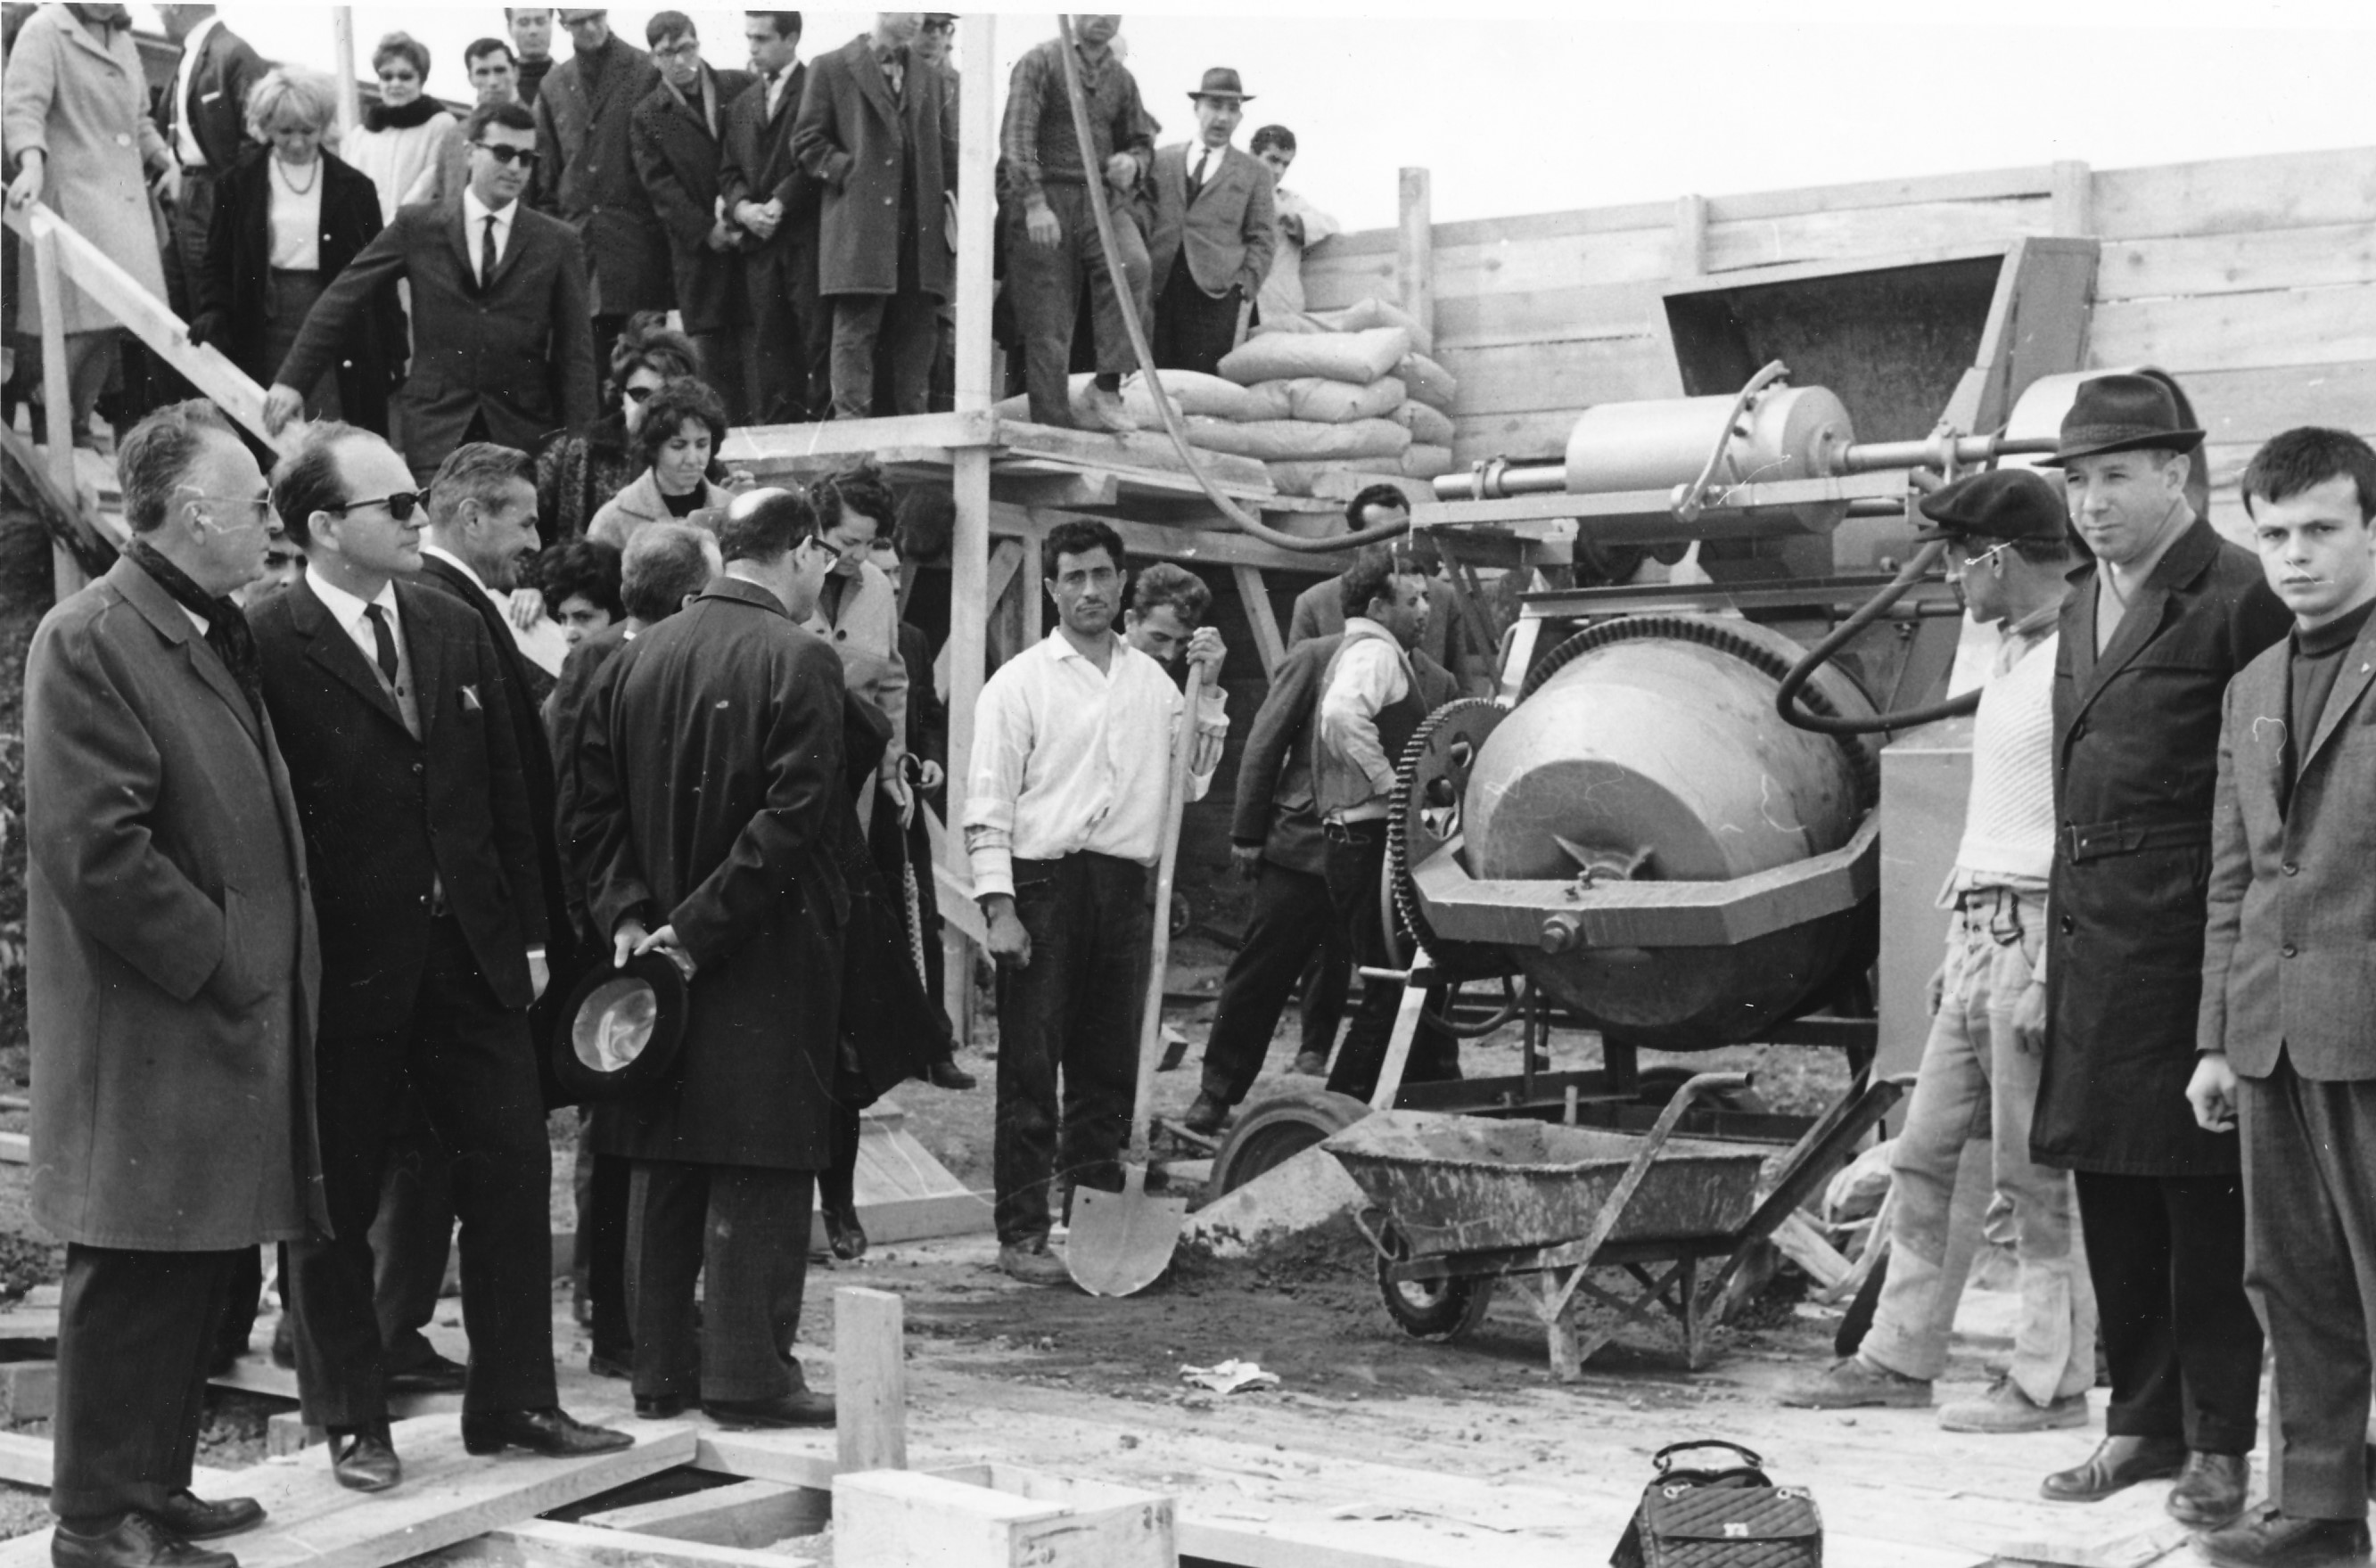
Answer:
[588, 375, 747, 550]
[537, 313, 700, 543]
[344, 33, 460, 225]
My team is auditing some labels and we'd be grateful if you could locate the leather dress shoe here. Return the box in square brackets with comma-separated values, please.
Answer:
[588, 1349, 633, 1380]
[2168, 1450, 2253, 1527]
[268, 1315, 295, 1370]
[702, 1390, 836, 1429]
[2041, 1434, 2188, 1503]
[633, 1392, 688, 1419]
[2198, 1506, 2372, 1567]
[51, 1513, 234, 1568]
[825, 1202, 868, 1261]
[328, 1424, 400, 1493]
[926, 1057, 978, 1090]
[1180, 1091, 1229, 1137]
[385, 1351, 467, 1395]
[461, 1408, 633, 1457]
[154, 1494, 264, 1542]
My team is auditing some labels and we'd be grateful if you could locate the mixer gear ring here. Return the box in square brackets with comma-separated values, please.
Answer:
[1385, 698, 1513, 981]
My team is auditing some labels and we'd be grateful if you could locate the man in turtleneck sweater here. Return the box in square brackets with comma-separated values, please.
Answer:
[532, 10, 671, 382]
[508, 8, 555, 104]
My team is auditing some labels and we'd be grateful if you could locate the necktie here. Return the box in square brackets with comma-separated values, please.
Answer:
[1188, 148, 1210, 197]
[481, 215, 500, 288]
[365, 603, 400, 686]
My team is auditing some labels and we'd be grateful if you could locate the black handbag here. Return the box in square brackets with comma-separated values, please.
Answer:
[1610, 1441, 1822, 1568]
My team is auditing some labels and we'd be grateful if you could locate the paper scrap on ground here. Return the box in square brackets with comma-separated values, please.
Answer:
[1180, 1359, 1281, 1394]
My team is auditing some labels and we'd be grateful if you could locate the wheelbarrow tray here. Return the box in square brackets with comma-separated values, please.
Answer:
[1323, 1110, 1765, 1260]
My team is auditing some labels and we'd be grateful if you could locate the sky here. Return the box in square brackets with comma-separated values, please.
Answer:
[152, 2, 2376, 235]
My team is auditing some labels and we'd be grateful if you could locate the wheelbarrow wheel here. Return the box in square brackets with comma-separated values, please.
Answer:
[1205, 1087, 1373, 1203]
[1374, 1219, 1495, 1342]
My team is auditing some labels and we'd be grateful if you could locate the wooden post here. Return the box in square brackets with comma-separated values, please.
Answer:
[1232, 565, 1285, 678]
[1394, 168, 1433, 344]
[331, 10, 362, 144]
[1673, 193, 1709, 277]
[943, 13, 998, 1040]
[29, 216, 83, 601]
[2050, 160, 2093, 237]
[834, 1288, 908, 1474]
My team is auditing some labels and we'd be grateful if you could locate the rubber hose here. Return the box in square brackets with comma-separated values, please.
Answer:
[1049, 18, 1409, 555]
[1773, 538, 1980, 735]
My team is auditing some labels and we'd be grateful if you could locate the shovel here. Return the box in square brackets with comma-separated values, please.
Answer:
[1067, 663, 1204, 1297]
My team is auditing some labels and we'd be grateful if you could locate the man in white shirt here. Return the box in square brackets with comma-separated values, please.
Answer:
[966, 521, 1228, 1285]
[1781, 468, 2097, 1433]
[155, 5, 263, 318]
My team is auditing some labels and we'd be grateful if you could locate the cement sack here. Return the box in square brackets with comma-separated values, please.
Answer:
[1240, 375, 1406, 423]
[1218, 326, 1410, 388]
[1392, 399, 1457, 446]
[1401, 443, 1456, 479]
[1398, 352, 1459, 412]
[1261, 460, 1336, 497]
[1148, 368, 1278, 423]
[1249, 310, 1328, 336]
[1319, 295, 1434, 357]
[991, 372, 1183, 427]
[1181, 415, 1411, 462]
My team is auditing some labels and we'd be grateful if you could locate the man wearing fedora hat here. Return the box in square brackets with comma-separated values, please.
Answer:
[1146, 68, 1274, 379]
[1781, 469, 2099, 1433]
[2028, 373, 2290, 1524]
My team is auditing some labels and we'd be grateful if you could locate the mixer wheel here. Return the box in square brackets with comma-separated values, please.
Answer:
[1204, 1088, 1374, 1203]
[1374, 1218, 1497, 1342]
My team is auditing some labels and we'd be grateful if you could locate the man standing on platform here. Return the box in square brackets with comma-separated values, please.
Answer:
[1780, 469, 2098, 1432]
[966, 526, 1228, 1285]
[533, 10, 672, 380]
[2028, 374, 2290, 1527]
[999, 14, 1155, 433]
[509, 9, 556, 104]
[28, 402, 317, 1568]
[631, 13, 756, 420]
[1147, 68, 1273, 378]
[721, 12, 826, 423]
[2189, 428, 2376, 1568]
[793, 12, 956, 420]
[154, 5, 263, 323]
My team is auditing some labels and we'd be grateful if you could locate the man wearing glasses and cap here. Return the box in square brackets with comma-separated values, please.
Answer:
[2027, 374, 2290, 1526]
[1781, 469, 2099, 1433]
[1147, 68, 1274, 379]
[264, 101, 597, 485]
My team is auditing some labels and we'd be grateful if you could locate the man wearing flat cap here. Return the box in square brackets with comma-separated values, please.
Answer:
[1784, 469, 2099, 1433]
[1147, 68, 1274, 379]
[2027, 374, 2290, 1524]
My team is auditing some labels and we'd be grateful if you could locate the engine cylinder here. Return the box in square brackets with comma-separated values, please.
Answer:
[1464, 618, 1877, 1047]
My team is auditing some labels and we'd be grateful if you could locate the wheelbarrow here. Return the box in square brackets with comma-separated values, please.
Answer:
[1324, 1071, 1905, 1379]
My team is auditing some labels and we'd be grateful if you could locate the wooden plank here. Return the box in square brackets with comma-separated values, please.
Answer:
[1312, 196, 1682, 259]
[0, 1416, 696, 1568]
[420, 1519, 819, 1568]
[1450, 408, 1577, 465]
[834, 1288, 908, 1474]
[1673, 193, 1707, 278]
[1768, 1211, 1852, 1290]
[2051, 160, 2093, 237]
[1396, 167, 1434, 345]
[2183, 360, 2376, 447]
[1308, 226, 1675, 310]
[1704, 196, 2053, 274]
[993, 420, 1274, 495]
[2092, 145, 2376, 240]
[690, 1430, 841, 1490]
[2089, 284, 2376, 374]
[722, 409, 996, 464]
[1430, 281, 1662, 352]
[582, 1477, 828, 1547]
[0, 1432, 52, 1488]
[1234, 566, 1287, 678]
[0, 1132, 29, 1164]
[1706, 161, 2056, 225]
[1436, 335, 1680, 416]
[995, 503, 1344, 576]
[28, 218, 76, 511]
[2098, 220, 2376, 302]
[834, 1466, 1173, 1568]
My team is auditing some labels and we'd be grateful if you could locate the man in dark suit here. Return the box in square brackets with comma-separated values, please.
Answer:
[791, 13, 955, 420]
[629, 13, 754, 419]
[1287, 488, 1484, 689]
[532, 9, 672, 380]
[1147, 68, 1273, 379]
[719, 11, 825, 423]
[2028, 374, 2292, 1525]
[576, 488, 846, 1428]
[2191, 428, 2376, 1568]
[153, 5, 264, 321]
[264, 101, 599, 485]
[252, 423, 629, 1490]
[27, 402, 319, 1568]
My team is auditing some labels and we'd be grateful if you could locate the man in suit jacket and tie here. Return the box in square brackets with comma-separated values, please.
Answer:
[1147, 68, 1274, 379]
[27, 402, 321, 1568]
[2190, 428, 2376, 1568]
[264, 102, 599, 486]
[153, 5, 264, 321]
[251, 423, 629, 1490]
[720, 12, 825, 423]
[629, 14, 754, 419]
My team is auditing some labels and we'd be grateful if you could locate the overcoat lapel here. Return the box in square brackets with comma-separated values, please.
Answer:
[395, 580, 445, 741]
[110, 559, 261, 746]
[2067, 520, 2218, 732]
[2301, 618, 2376, 776]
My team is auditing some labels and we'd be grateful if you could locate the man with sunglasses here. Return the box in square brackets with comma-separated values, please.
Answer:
[1782, 469, 2101, 1434]
[267, 100, 597, 487]
[250, 423, 631, 1490]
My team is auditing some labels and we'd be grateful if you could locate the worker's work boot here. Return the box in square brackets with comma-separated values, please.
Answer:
[1181, 1092, 1229, 1137]
[2040, 1433, 2189, 1503]
[1936, 1375, 2090, 1433]
[998, 1241, 1073, 1287]
[1075, 383, 1137, 434]
[2167, 1450, 2252, 1527]
[1777, 1354, 1931, 1409]
[2197, 1506, 2371, 1568]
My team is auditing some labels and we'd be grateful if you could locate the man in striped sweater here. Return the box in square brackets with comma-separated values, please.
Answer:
[1782, 468, 2096, 1432]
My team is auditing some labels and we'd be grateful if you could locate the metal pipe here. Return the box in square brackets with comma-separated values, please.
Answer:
[1435, 431, 2061, 502]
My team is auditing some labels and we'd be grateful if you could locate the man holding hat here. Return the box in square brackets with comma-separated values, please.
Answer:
[1147, 68, 1274, 379]
[2029, 374, 2290, 1523]
[1782, 468, 2098, 1431]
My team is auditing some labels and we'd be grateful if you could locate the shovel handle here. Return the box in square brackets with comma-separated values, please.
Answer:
[1129, 663, 1204, 1157]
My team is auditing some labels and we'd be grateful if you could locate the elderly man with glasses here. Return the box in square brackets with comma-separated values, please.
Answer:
[265, 100, 597, 485]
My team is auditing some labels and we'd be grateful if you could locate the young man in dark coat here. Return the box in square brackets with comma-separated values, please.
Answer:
[2189, 428, 2376, 1568]
[790, 12, 956, 419]
[154, 5, 266, 318]
[577, 488, 847, 1428]
[719, 11, 825, 423]
[27, 401, 322, 1568]
[629, 13, 754, 419]
[2029, 374, 2290, 1526]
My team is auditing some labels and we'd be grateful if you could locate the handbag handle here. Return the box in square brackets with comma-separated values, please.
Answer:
[1652, 1440, 1766, 1474]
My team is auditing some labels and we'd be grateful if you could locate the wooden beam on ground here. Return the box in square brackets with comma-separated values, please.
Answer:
[0, 1433, 52, 1488]
[1233, 567, 1287, 677]
[0, 1132, 29, 1164]
[581, 1478, 827, 1547]
[834, 1466, 1174, 1568]
[1767, 1210, 1852, 1291]
[1396, 168, 1435, 344]
[836, 1289, 907, 1474]
[420, 1520, 818, 1568]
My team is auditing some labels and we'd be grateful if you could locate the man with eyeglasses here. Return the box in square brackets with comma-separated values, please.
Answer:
[630, 13, 756, 420]
[266, 100, 597, 487]
[249, 423, 632, 1490]
[1781, 468, 2102, 1435]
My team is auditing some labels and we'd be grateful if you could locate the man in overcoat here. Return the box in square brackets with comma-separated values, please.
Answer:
[153, 5, 264, 322]
[2189, 427, 2376, 1568]
[719, 12, 826, 423]
[577, 488, 847, 1428]
[629, 14, 754, 419]
[531, 10, 672, 378]
[2030, 374, 2290, 1525]
[1146, 68, 1274, 378]
[791, 12, 956, 419]
[26, 401, 324, 1568]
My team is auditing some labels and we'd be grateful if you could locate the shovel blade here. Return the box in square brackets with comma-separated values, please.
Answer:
[1065, 1163, 1189, 1297]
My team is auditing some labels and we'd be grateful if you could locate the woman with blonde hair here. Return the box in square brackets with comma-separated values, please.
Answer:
[344, 32, 460, 224]
[193, 68, 401, 431]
